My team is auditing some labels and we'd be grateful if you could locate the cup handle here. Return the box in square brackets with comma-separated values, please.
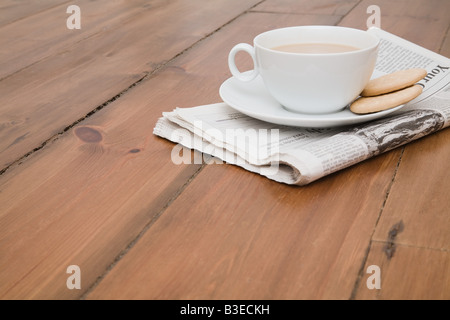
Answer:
[228, 43, 258, 82]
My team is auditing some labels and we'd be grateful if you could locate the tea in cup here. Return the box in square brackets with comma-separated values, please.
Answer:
[228, 26, 379, 114]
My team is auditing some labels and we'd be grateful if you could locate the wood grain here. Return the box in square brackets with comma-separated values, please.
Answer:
[0, 0, 158, 79]
[371, 129, 450, 250]
[339, 0, 450, 53]
[353, 242, 450, 300]
[0, 10, 342, 300]
[86, 11, 405, 300]
[0, 0, 448, 301]
[339, 0, 450, 299]
[252, 0, 359, 16]
[0, 64, 206, 299]
[0, 0, 261, 170]
[440, 29, 450, 58]
[87, 1, 450, 300]
[0, 0, 69, 27]
[0, 0, 262, 299]
[87, 151, 403, 300]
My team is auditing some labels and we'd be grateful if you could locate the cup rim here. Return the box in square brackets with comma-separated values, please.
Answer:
[254, 25, 380, 56]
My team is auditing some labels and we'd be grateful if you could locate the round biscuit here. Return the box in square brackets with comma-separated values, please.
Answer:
[350, 84, 423, 114]
[361, 68, 427, 97]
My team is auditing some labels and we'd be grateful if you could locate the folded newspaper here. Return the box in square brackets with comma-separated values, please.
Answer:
[154, 28, 450, 185]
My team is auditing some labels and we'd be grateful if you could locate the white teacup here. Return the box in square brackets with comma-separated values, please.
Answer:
[228, 26, 379, 114]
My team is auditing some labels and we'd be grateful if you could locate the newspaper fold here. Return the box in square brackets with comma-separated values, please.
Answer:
[154, 28, 450, 185]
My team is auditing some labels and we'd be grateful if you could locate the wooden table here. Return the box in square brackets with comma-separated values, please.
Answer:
[1, 0, 449, 301]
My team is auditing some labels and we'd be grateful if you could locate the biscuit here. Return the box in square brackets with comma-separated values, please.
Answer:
[350, 84, 423, 114]
[361, 68, 427, 97]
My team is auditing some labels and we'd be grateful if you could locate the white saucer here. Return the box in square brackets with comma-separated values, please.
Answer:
[219, 75, 405, 128]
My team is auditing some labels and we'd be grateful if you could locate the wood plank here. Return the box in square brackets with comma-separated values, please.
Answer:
[0, 0, 143, 79]
[440, 28, 450, 58]
[0, 58, 206, 300]
[0, 0, 261, 171]
[340, 0, 450, 299]
[0, 1, 264, 299]
[0, 0, 178, 80]
[252, 0, 359, 16]
[353, 242, 450, 299]
[87, 152, 403, 300]
[371, 129, 450, 250]
[2, 0, 446, 301]
[339, 0, 450, 53]
[86, 11, 404, 300]
[88, 2, 450, 300]
[0, 0, 69, 27]
[338, 0, 450, 249]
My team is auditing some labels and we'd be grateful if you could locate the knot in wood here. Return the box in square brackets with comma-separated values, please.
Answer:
[74, 126, 103, 143]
